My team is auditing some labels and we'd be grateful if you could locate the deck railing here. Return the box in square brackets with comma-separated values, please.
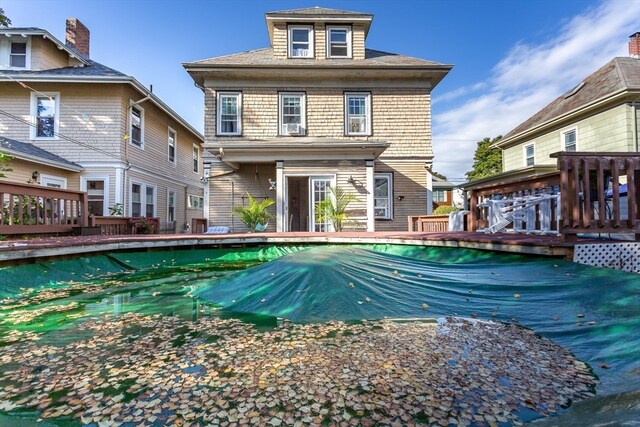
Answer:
[88, 215, 160, 235]
[0, 180, 88, 235]
[408, 215, 450, 232]
[554, 152, 639, 240]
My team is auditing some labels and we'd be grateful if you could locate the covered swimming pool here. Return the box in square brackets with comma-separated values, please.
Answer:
[0, 244, 638, 425]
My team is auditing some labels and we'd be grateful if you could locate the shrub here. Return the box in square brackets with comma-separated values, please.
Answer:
[432, 205, 459, 215]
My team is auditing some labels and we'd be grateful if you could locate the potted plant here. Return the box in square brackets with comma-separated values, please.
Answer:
[315, 185, 357, 232]
[233, 193, 275, 232]
[130, 218, 155, 234]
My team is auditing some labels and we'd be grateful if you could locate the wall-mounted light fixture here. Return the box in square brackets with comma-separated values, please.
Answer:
[31, 171, 40, 181]
[396, 195, 405, 201]
[347, 175, 355, 184]
[268, 178, 277, 191]
[200, 176, 209, 184]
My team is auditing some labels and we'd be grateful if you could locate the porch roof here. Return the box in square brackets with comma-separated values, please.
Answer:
[207, 139, 390, 166]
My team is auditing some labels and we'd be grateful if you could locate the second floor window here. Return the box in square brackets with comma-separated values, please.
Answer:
[32, 93, 58, 139]
[193, 144, 199, 173]
[563, 129, 577, 152]
[279, 92, 306, 135]
[168, 128, 176, 164]
[289, 26, 313, 58]
[217, 92, 241, 135]
[130, 106, 143, 147]
[345, 93, 371, 136]
[327, 27, 351, 58]
[10, 42, 27, 68]
[525, 144, 535, 167]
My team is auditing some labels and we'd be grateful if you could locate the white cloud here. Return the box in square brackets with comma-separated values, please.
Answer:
[432, 0, 640, 181]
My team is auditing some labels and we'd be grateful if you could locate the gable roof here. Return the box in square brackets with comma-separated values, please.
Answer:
[498, 57, 640, 147]
[0, 27, 90, 66]
[0, 136, 83, 172]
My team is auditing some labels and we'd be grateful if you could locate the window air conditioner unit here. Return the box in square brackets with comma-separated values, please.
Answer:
[285, 123, 302, 135]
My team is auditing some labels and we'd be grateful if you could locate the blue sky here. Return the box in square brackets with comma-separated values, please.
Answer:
[3, 0, 640, 180]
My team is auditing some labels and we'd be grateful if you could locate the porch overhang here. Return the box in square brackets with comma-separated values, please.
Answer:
[207, 139, 390, 167]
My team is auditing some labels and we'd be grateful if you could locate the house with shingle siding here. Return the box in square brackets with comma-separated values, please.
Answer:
[184, 7, 452, 232]
[0, 19, 205, 231]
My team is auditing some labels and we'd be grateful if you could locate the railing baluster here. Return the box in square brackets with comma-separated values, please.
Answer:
[571, 158, 581, 229]
[611, 159, 620, 228]
[626, 158, 637, 229]
[596, 159, 605, 228]
[582, 158, 591, 228]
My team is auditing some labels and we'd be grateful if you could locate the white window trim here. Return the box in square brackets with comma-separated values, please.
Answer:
[187, 194, 204, 210]
[288, 25, 314, 58]
[39, 173, 67, 189]
[4, 36, 31, 70]
[30, 92, 60, 140]
[326, 26, 352, 58]
[433, 189, 447, 202]
[524, 143, 535, 167]
[193, 143, 200, 173]
[81, 176, 110, 216]
[129, 181, 156, 217]
[216, 92, 242, 136]
[168, 127, 177, 166]
[129, 103, 145, 149]
[560, 127, 578, 152]
[167, 189, 177, 222]
[374, 172, 393, 220]
[279, 92, 306, 136]
[344, 92, 371, 136]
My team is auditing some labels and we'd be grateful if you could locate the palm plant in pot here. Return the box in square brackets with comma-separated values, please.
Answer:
[233, 193, 275, 232]
[315, 185, 357, 232]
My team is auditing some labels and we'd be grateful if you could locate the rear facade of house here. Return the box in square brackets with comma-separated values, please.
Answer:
[185, 7, 451, 232]
[0, 19, 205, 232]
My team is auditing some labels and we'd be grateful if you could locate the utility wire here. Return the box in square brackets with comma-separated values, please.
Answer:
[0, 108, 123, 162]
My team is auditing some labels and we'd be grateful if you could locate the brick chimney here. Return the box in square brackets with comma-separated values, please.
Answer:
[630, 32, 640, 58]
[65, 18, 90, 58]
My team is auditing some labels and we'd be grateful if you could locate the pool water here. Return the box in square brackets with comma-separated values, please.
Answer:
[1, 244, 639, 425]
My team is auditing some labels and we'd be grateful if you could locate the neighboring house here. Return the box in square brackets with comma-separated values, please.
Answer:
[184, 6, 452, 232]
[0, 19, 205, 232]
[493, 32, 640, 174]
[431, 176, 455, 211]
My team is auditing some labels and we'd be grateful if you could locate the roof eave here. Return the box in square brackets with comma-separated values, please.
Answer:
[0, 147, 84, 172]
[495, 88, 640, 149]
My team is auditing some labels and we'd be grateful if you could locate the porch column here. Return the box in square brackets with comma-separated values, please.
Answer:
[366, 160, 375, 232]
[276, 161, 285, 232]
[426, 168, 434, 214]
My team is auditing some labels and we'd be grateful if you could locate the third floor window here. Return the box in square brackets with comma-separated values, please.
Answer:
[327, 27, 351, 58]
[10, 42, 27, 68]
[289, 26, 313, 58]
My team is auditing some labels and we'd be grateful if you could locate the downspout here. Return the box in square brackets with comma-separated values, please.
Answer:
[123, 87, 153, 215]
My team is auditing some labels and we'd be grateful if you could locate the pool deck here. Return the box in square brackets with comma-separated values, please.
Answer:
[0, 231, 609, 264]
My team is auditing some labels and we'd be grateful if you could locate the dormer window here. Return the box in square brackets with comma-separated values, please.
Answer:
[10, 42, 27, 68]
[327, 27, 351, 58]
[288, 26, 313, 58]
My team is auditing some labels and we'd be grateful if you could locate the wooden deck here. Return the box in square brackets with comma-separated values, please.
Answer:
[0, 231, 611, 265]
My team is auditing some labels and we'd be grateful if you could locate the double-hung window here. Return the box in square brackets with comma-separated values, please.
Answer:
[374, 173, 393, 219]
[217, 92, 241, 135]
[130, 105, 144, 147]
[168, 128, 176, 164]
[188, 195, 204, 209]
[167, 190, 176, 222]
[131, 182, 155, 217]
[193, 144, 199, 173]
[86, 179, 107, 216]
[524, 144, 535, 167]
[31, 93, 59, 139]
[10, 42, 27, 68]
[433, 190, 447, 202]
[327, 27, 351, 58]
[279, 92, 305, 135]
[563, 129, 577, 152]
[345, 92, 371, 136]
[289, 26, 313, 58]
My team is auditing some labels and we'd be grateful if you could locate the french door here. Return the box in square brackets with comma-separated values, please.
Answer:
[310, 177, 334, 232]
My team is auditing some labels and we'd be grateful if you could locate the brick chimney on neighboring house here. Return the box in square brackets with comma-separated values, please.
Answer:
[630, 32, 640, 58]
[65, 18, 90, 58]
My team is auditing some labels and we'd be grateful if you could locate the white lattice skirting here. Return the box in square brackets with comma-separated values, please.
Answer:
[573, 243, 640, 273]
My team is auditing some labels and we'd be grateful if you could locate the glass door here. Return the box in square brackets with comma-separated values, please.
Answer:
[310, 177, 334, 232]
